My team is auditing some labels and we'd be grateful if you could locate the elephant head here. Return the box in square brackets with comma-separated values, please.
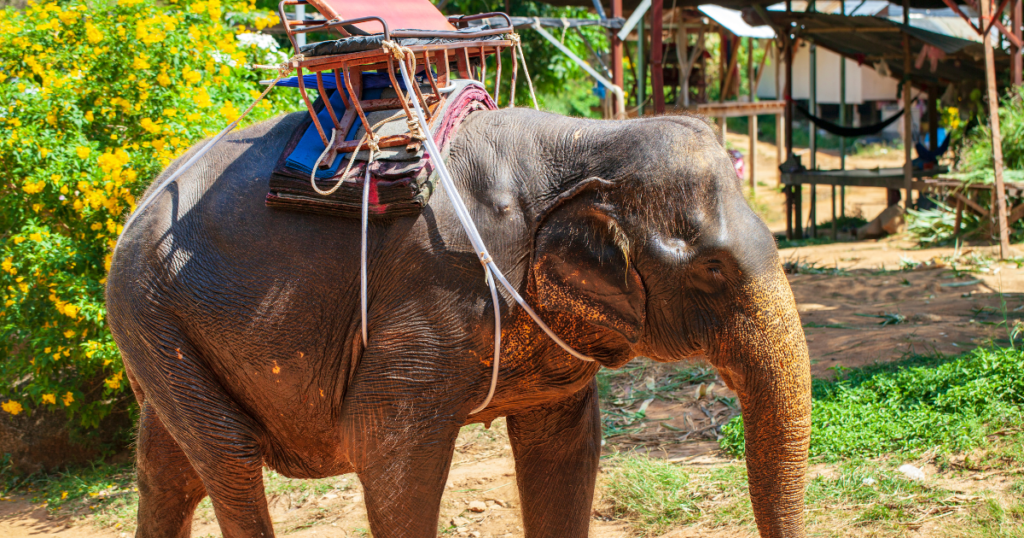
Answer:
[501, 113, 812, 537]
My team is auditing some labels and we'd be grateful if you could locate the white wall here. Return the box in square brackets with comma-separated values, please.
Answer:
[757, 42, 899, 104]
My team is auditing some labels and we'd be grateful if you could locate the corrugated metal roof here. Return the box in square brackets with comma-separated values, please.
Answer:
[762, 11, 1005, 85]
[545, 0, 953, 12]
[698, 5, 776, 38]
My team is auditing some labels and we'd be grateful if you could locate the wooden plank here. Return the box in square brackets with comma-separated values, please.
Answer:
[903, 31, 913, 210]
[951, 193, 988, 217]
[651, 0, 665, 114]
[1007, 203, 1024, 225]
[748, 36, 757, 193]
[693, 100, 786, 117]
[954, 197, 964, 235]
[983, 0, 1013, 257]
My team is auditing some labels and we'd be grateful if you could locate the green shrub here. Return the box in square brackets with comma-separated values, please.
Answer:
[959, 86, 1024, 178]
[720, 346, 1024, 460]
[0, 0, 285, 432]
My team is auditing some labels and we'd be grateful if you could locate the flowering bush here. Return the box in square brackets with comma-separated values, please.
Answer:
[0, 0, 288, 432]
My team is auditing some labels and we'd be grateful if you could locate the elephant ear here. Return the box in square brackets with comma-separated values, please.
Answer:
[533, 179, 646, 343]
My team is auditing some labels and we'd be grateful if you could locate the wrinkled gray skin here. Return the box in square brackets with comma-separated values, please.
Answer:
[107, 108, 811, 538]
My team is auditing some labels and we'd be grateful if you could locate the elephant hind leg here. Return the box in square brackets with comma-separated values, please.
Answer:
[135, 402, 206, 538]
[127, 340, 274, 538]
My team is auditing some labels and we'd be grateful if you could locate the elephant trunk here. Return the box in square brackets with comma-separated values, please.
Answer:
[715, 267, 811, 538]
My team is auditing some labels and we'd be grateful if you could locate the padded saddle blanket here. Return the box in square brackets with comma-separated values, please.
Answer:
[266, 79, 495, 219]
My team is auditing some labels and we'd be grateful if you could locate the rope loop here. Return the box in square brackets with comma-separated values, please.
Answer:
[381, 39, 414, 61]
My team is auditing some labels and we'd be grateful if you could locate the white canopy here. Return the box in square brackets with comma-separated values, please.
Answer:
[698, 5, 776, 39]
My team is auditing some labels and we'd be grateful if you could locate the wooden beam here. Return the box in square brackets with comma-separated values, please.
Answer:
[982, 0, 1013, 257]
[941, 0, 983, 33]
[802, 27, 900, 33]
[612, 0, 624, 113]
[752, 39, 770, 95]
[1014, 0, 1023, 86]
[692, 100, 786, 117]
[748, 36, 757, 194]
[720, 35, 740, 102]
[1008, 202, 1024, 225]
[651, 0, 665, 114]
[992, 17, 1023, 49]
[903, 30, 913, 211]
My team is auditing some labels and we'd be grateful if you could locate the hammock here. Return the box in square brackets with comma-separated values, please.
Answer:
[796, 105, 905, 138]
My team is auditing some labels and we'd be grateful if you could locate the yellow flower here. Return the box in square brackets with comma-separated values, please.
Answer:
[62, 392, 74, 406]
[13, 237, 23, 244]
[61, 491, 68, 500]
[132, 55, 150, 70]
[22, 180, 44, 194]
[84, 110, 94, 122]
[1, 258, 13, 274]
[218, 101, 239, 122]
[63, 304, 79, 319]
[64, 330, 75, 338]
[156, 71, 171, 87]
[29, 233, 42, 242]
[104, 372, 123, 390]
[85, 22, 103, 43]
[139, 118, 161, 134]
[183, 69, 201, 85]
[76, 146, 91, 159]
[1, 400, 23, 415]
[40, 148, 50, 158]
[42, 394, 56, 405]
[193, 88, 211, 108]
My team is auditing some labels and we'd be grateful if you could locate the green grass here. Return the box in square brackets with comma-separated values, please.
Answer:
[601, 455, 702, 535]
[720, 346, 1024, 460]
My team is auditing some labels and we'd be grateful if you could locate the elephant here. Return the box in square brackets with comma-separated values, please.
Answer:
[106, 107, 811, 538]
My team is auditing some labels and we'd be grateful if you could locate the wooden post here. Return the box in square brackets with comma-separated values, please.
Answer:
[809, 42, 817, 239]
[1014, 0, 1022, 86]
[637, 14, 645, 116]
[748, 36, 757, 194]
[903, 35, 913, 211]
[776, 112, 784, 181]
[651, 0, 665, 114]
[677, 25, 688, 107]
[983, 0, 1012, 257]
[928, 84, 939, 152]
[786, 33, 800, 238]
[839, 1, 846, 222]
[612, 0, 624, 114]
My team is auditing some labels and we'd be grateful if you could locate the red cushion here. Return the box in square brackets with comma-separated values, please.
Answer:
[307, 0, 457, 34]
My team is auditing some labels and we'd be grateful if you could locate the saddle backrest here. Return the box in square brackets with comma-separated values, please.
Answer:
[306, 0, 456, 34]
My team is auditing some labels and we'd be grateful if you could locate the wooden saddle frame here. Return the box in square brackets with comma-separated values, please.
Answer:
[278, 0, 513, 170]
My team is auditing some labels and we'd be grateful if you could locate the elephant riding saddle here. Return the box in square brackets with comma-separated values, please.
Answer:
[265, 0, 510, 219]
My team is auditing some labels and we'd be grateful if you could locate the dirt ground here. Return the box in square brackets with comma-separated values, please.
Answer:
[2, 134, 1020, 538]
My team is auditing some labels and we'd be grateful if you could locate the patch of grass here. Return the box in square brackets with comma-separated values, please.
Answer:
[775, 235, 836, 250]
[781, 258, 850, 276]
[720, 346, 1024, 460]
[854, 312, 908, 326]
[803, 322, 852, 329]
[602, 455, 701, 535]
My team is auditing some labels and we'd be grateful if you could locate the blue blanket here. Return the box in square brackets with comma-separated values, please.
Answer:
[285, 87, 384, 178]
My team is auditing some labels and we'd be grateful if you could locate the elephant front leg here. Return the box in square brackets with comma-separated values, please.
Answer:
[507, 379, 602, 538]
[356, 425, 461, 538]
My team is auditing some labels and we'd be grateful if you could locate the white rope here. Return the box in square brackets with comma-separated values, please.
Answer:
[309, 128, 341, 195]
[360, 144, 374, 346]
[394, 54, 594, 416]
[115, 70, 288, 253]
[512, 35, 539, 110]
